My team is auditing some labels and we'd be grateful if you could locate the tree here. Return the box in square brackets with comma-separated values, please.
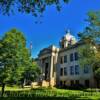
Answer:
[0, 29, 40, 96]
[78, 11, 100, 87]
[0, 0, 69, 16]
[20, 61, 41, 86]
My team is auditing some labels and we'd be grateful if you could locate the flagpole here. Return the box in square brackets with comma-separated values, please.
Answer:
[30, 42, 32, 58]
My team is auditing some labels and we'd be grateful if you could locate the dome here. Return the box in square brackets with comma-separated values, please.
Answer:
[64, 30, 76, 42]
[60, 30, 77, 48]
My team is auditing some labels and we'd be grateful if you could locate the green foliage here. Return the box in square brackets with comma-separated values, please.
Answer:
[78, 11, 100, 44]
[78, 11, 100, 86]
[94, 68, 100, 80]
[0, 0, 69, 16]
[0, 29, 40, 86]
[0, 29, 26, 83]
[78, 44, 96, 67]
[20, 62, 41, 85]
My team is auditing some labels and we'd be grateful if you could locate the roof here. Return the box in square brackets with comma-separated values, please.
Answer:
[38, 40, 84, 56]
[59, 40, 84, 53]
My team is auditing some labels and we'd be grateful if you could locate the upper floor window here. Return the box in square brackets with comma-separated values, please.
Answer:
[74, 52, 78, 61]
[84, 65, 89, 74]
[60, 68, 63, 76]
[70, 66, 74, 75]
[64, 55, 67, 63]
[70, 53, 74, 62]
[60, 57, 63, 64]
[75, 65, 80, 75]
[64, 67, 67, 75]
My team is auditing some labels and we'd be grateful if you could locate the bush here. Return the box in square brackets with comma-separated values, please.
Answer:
[58, 84, 85, 90]
[84, 88, 100, 92]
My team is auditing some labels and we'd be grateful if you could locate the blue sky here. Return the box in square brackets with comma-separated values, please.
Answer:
[0, 0, 100, 58]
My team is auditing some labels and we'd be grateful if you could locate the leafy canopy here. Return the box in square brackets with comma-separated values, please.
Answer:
[78, 11, 100, 80]
[0, 29, 39, 85]
[0, 0, 69, 16]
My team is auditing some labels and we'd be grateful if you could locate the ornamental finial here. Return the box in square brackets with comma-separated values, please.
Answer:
[65, 29, 70, 34]
[67, 29, 70, 34]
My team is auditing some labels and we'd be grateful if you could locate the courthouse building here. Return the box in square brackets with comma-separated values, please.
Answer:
[37, 30, 95, 88]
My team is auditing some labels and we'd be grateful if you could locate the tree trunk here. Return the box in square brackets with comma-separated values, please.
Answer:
[21, 84, 24, 88]
[1, 83, 5, 97]
[21, 80, 24, 88]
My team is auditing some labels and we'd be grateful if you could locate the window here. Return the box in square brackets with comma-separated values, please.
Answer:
[70, 53, 74, 62]
[75, 65, 79, 75]
[64, 81, 66, 86]
[60, 68, 63, 76]
[60, 57, 63, 64]
[84, 65, 89, 74]
[70, 80, 74, 86]
[64, 67, 67, 76]
[85, 80, 90, 87]
[0, 62, 4, 68]
[70, 66, 74, 75]
[62, 44, 64, 48]
[75, 80, 79, 85]
[64, 55, 67, 63]
[74, 52, 78, 61]
[60, 81, 63, 86]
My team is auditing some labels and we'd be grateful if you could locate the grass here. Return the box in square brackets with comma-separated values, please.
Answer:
[0, 86, 100, 100]
[0, 86, 30, 91]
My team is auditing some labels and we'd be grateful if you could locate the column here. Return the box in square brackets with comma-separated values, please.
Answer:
[49, 55, 54, 86]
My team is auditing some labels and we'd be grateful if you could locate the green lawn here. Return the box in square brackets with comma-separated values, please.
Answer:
[0, 86, 30, 91]
[0, 86, 100, 100]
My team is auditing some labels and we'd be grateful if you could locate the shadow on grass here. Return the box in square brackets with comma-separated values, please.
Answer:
[0, 89, 99, 100]
[0, 96, 92, 100]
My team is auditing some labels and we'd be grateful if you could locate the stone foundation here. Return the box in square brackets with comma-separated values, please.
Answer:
[41, 80, 49, 87]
